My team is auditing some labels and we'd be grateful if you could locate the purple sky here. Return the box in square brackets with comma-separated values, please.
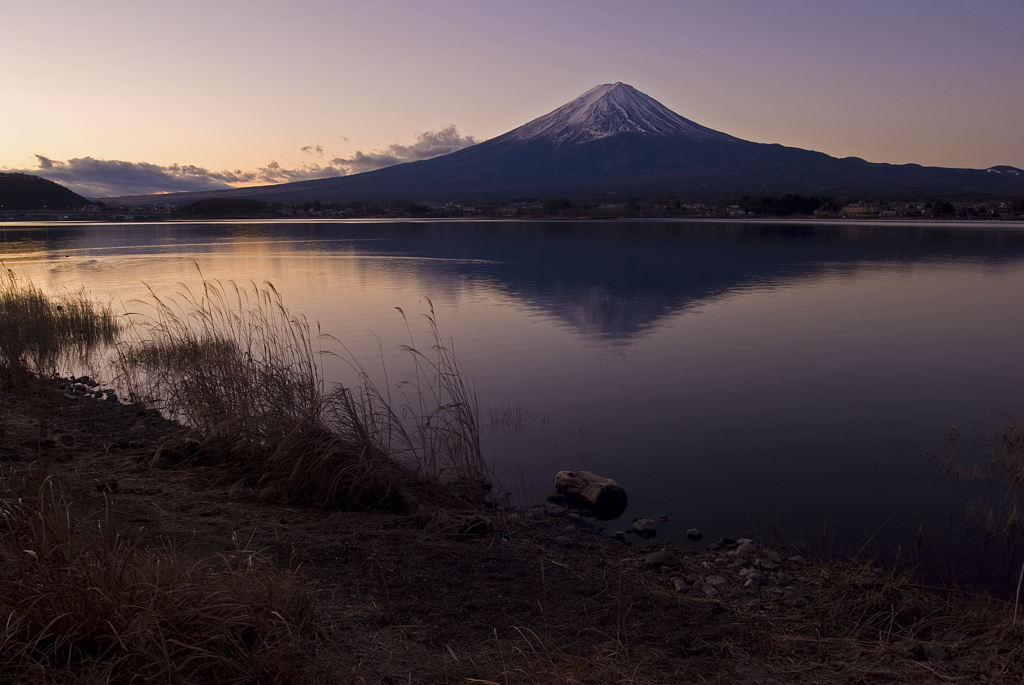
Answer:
[4, 0, 1022, 197]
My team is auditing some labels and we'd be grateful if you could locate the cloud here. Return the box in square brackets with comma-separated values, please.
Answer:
[330, 125, 478, 174]
[22, 125, 478, 198]
[28, 155, 343, 198]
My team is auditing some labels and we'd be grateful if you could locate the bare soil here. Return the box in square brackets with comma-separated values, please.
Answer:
[3, 377, 1021, 684]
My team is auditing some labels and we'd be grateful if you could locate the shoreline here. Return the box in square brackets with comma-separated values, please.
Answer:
[3, 216, 1024, 231]
[3, 375, 1021, 683]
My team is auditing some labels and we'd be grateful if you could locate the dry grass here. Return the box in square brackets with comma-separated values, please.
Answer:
[0, 267, 118, 381]
[0, 467, 341, 685]
[115, 270, 486, 510]
[920, 410, 1024, 548]
[469, 627, 643, 685]
[728, 560, 1024, 683]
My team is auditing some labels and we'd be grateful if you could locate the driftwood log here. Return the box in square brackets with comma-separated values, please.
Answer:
[554, 470, 628, 520]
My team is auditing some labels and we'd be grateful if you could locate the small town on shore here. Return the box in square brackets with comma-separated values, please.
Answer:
[4, 195, 1024, 222]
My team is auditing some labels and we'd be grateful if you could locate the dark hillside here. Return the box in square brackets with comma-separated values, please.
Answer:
[0, 172, 94, 210]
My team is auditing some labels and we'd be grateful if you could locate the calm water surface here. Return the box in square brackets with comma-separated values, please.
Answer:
[4, 219, 1024, 592]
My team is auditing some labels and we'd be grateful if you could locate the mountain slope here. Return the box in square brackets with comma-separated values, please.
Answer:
[1, 173, 94, 210]
[105, 83, 1024, 205]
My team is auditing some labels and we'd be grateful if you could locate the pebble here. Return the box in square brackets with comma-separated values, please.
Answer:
[686, 527, 703, 541]
[705, 574, 729, 588]
[610, 530, 626, 542]
[644, 550, 682, 569]
[631, 518, 657, 539]
[700, 584, 719, 598]
[789, 555, 807, 565]
[658, 514, 671, 522]
[736, 540, 757, 555]
[554, 536, 573, 546]
[672, 578, 691, 592]
[526, 507, 547, 520]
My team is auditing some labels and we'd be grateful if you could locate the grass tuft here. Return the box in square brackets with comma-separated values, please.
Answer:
[116, 270, 486, 510]
[0, 468, 338, 685]
[0, 267, 119, 381]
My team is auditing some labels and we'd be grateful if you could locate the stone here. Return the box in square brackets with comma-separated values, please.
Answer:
[685, 574, 700, 584]
[526, 507, 547, 520]
[719, 537, 738, 546]
[672, 578, 691, 592]
[700, 584, 719, 598]
[755, 558, 776, 570]
[546, 492, 569, 505]
[761, 549, 781, 563]
[546, 504, 567, 517]
[563, 525, 577, 533]
[554, 536, 573, 546]
[631, 518, 657, 539]
[610, 530, 626, 542]
[736, 540, 757, 555]
[658, 514, 671, 522]
[788, 555, 808, 565]
[644, 550, 682, 569]
[704, 574, 729, 588]
[686, 527, 703, 542]
[554, 470, 628, 520]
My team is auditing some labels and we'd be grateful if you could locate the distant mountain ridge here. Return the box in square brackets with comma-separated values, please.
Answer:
[1, 172, 94, 210]
[103, 83, 1024, 205]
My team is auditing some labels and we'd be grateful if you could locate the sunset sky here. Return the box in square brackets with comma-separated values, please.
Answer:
[4, 0, 1023, 197]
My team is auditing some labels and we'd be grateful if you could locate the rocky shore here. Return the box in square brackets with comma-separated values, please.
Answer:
[2, 375, 1021, 684]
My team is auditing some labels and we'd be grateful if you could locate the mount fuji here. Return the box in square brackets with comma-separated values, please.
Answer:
[111, 83, 1023, 204]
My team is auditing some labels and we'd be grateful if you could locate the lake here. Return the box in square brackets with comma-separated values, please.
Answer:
[3, 219, 1024, 593]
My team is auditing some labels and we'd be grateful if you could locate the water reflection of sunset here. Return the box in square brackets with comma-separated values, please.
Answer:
[3, 220, 1024, 589]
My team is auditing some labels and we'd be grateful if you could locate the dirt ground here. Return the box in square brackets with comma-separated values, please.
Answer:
[3, 377, 1021, 684]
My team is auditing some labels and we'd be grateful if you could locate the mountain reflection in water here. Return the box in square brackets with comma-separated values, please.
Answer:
[4, 219, 1024, 593]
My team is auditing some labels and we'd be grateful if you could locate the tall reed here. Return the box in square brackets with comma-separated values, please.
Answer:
[116, 270, 485, 509]
[0, 267, 119, 379]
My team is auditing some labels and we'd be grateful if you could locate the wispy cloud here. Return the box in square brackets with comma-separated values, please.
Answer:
[329, 125, 479, 174]
[21, 126, 478, 198]
[29, 155, 339, 198]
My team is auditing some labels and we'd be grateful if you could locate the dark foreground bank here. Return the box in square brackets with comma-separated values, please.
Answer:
[2, 376, 1022, 684]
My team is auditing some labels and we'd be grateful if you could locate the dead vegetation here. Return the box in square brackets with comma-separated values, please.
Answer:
[0, 266, 118, 382]
[0, 467, 342, 685]
[115, 271, 487, 511]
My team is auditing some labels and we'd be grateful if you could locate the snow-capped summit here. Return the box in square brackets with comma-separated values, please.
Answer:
[505, 82, 737, 145]
[987, 165, 1022, 176]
